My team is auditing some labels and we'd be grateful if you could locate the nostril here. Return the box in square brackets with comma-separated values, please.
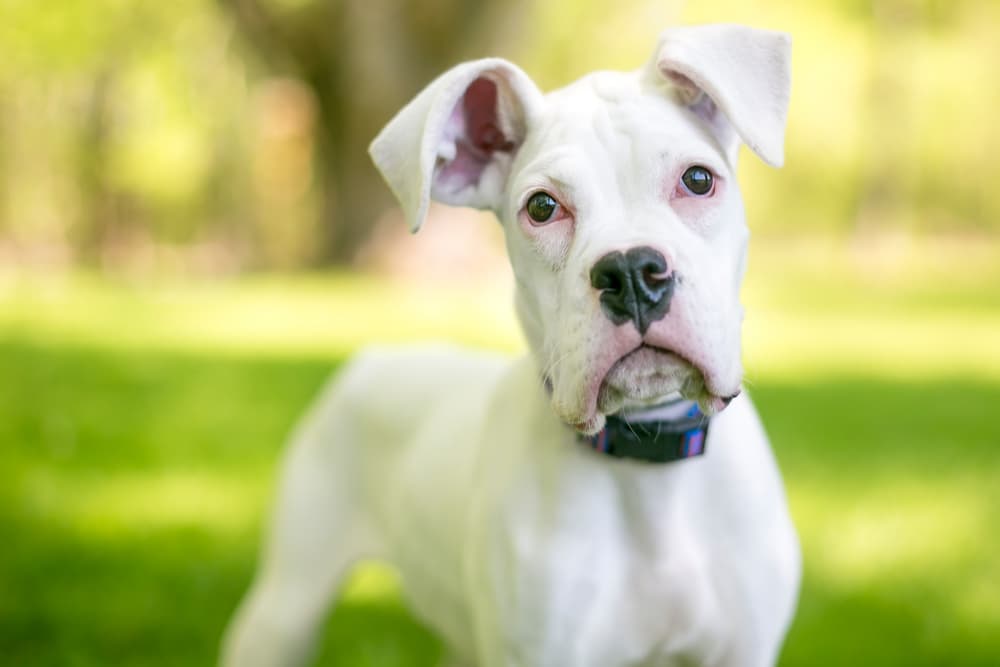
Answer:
[590, 255, 629, 294]
[634, 252, 671, 303]
[637, 252, 668, 279]
[641, 266, 664, 286]
[593, 270, 621, 293]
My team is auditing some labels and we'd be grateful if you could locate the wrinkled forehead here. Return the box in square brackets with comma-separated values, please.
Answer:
[514, 71, 730, 194]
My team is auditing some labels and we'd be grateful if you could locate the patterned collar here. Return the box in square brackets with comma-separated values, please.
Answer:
[583, 399, 710, 463]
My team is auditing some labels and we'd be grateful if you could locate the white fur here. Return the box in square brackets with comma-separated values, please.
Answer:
[223, 24, 800, 667]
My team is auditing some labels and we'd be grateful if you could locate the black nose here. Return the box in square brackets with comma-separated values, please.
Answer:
[590, 247, 675, 335]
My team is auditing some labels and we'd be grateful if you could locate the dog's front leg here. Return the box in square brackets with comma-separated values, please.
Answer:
[221, 376, 373, 667]
[461, 423, 616, 666]
[465, 512, 619, 667]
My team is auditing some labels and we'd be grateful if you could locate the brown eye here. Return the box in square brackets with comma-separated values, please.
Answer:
[681, 166, 714, 196]
[526, 191, 558, 223]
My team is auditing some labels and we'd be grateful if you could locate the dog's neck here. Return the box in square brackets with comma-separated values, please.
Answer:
[583, 397, 710, 464]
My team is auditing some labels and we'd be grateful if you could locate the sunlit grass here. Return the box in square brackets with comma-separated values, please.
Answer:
[3, 237, 999, 375]
[791, 475, 999, 603]
[19, 469, 267, 535]
[0, 272, 524, 357]
[1, 236, 998, 665]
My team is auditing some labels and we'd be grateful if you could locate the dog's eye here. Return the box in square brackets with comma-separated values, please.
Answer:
[681, 166, 714, 196]
[526, 191, 559, 223]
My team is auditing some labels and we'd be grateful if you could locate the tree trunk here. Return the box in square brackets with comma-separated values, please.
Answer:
[219, 0, 527, 266]
[74, 68, 116, 265]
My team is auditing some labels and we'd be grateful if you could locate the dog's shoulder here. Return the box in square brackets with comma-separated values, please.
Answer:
[319, 343, 513, 431]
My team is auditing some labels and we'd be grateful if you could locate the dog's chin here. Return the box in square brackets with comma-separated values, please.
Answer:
[555, 346, 741, 437]
[596, 345, 737, 422]
[596, 346, 692, 414]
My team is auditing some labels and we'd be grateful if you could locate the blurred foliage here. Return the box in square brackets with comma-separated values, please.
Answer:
[0, 0, 997, 271]
[1, 238, 998, 664]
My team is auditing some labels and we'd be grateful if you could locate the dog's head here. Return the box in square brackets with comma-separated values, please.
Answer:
[370, 24, 791, 434]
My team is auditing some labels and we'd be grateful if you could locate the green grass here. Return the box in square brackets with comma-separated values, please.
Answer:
[1, 237, 998, 666]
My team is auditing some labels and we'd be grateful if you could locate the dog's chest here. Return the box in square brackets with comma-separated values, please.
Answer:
[476, 453, 729, 665]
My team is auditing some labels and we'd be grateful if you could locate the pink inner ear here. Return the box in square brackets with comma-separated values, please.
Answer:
[436, 77, 515, 195]
[464, 78, 514, 154]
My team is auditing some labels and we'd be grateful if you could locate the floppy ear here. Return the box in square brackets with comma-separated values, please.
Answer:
[651, 24, 792, 167]
[369, 58, 542, 232]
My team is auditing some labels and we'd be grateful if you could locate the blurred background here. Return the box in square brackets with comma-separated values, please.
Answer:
[1, 0, 998, 665]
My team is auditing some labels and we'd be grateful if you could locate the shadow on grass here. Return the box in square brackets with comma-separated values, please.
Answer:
[0, 338, 997, 666]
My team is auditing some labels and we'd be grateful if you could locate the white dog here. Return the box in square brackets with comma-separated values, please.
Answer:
[223, 23, 800, 667]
